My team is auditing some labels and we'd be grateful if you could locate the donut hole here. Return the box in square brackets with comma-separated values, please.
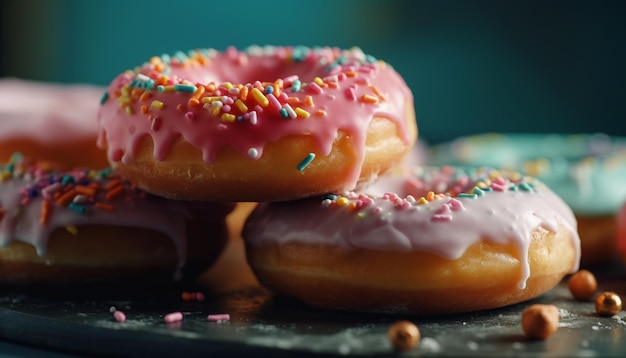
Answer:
[171, 56, 328, 86]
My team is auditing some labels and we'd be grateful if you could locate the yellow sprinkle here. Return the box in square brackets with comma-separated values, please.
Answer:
[356, 212, 366, 220]
[488, 171, 502, 180]
[221, 113, 236, 122]
[202, 96, 223, 104]
[360, 94, 379, 104]
[475, 181, 489, 188]
[161, 85, 176, 93]
[336, 197, 349, 206]
[251, 88, 269, 107]
[0, 172, 10, 182]
[313, 77, 325, 86]
[120, 86, 131, 97]
[222, 82, 233, 90]
[235, 99, 248, 112]
[118, 97, 131, 107]
[150, 100, 164, 110]
[294, 107, 310, 118]
[418, 197, 428, 205]
[211, 106, 221, 116]
[66, 226, 78, 235]
[125, 106, 133, 115]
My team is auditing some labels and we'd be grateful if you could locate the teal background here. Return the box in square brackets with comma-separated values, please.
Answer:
[1, 0, 624, 144]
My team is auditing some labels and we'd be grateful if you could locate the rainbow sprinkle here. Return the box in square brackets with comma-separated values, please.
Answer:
[103, 46, 388, 146]
[322, 167, 536, 222]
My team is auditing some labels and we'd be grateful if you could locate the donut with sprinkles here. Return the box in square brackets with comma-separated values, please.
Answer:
[242, 166, 581, 314]
[97, 46, 416, 202]
[428, 132, 626, 266]
[0, 154, 232, 283]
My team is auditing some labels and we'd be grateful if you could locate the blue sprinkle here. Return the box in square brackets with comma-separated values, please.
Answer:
[297, 153, 316, 172]
[482, 186, 493, 192]
[68, 203, 87, 214]
[28, 188, 38, 198]
[279, 108, 289, 118]
[509, 185, 518, 192]
[325, 194, 338, 200]
[174, 84, 197, 93]
[146, 79, 155, 90]
[519, 182, 533, 192]
[157, 85, 165, 92]
[237, 116, 244, 122]
[365, 54, 377, 63]
[265, 85, 274, 94]
[472, 187, 485, 196]
[457, 193, 478, 199]
[61, 175, 75, 186]
[291, 79, 301, 93]
[100, 92, 109, 105]
[161, 53, 171, 64]
[174, 50, 188, 62]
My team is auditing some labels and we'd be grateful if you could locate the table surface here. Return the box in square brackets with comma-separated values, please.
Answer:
[1, 261, 625, 358]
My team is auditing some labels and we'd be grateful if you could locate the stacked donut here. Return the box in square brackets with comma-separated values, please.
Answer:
[428, 133, 626, 267]
[0, 79, 232, 284]
[94, 45, 580, 314]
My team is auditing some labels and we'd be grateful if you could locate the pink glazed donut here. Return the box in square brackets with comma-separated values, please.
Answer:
[0, 155, 232, 284]
[97, 46, 416, 202]
[243, 166, 581, 314]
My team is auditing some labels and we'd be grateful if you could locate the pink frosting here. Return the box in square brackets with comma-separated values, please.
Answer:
[0, 78, 103, 144]
[97, 46, 414, 189]
[243, 166, 581, 289]
[0, 157, 231, 279]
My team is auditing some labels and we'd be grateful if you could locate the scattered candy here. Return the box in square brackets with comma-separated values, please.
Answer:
[521, 304, 559, 340]
[388, 320, 420, 352]
[595, 291, 622, 317]
[568, 270, 598, 301]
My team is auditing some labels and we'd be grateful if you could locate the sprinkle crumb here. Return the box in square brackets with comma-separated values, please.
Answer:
[113, 310, 126, 323]
[207, 313, 230, 322]
[164, 311, 183, 323]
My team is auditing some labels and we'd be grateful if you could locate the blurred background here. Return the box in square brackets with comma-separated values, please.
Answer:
[1, 0, 625, 144]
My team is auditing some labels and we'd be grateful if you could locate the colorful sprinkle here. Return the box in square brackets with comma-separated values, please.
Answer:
[297, 153, 316, 172]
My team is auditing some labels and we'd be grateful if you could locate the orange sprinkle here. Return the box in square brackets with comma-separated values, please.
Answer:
[105, 185, 125, 201]
[40, 200, 52, 225]
[131, 88, 144, 97]
[286, 97, 301, 105]
[239, 86, 249, 101]
[344, 71, 358, 78]
[273, 79, 283, 97]
[156, 76, 169, 85]
[95, 202, 114, 212]
[188, 98, 200, 107]
[140, 105, 149, 114]
[192, 85, 206, 99]
[176, 104, 185, 111]
[75, 185, 96, 197]
[206, 82, 217, 93]
[304, 95, 314, 107]
[314, 109, 327, 117]
[106, 178, 122, 190]
[359, 94, 379, 104]
[56, 189, 77, 206]
[139, 91, 152, 102]
[426, 191, 436, 201]
[154, 63, 165, 72]
[369, 85, 386, 101]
